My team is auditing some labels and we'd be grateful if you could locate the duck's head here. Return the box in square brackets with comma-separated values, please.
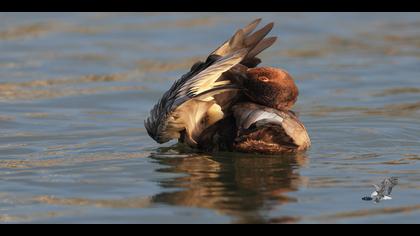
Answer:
[242, 67, 298, 110]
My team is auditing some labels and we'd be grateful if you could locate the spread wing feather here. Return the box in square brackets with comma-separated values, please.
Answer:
[145, 50, 247, 144]
[145, 19, 277, 145]
[212, 19, 275, 62]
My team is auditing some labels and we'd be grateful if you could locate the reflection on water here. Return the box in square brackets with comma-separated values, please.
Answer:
[1, 12, 420, 223]
[150, 149, 308, 223]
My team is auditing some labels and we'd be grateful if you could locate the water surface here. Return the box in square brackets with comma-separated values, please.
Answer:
[1, 13, 420, 223]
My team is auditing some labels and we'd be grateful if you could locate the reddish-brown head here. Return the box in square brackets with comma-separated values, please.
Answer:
[243, 67, 299, 110]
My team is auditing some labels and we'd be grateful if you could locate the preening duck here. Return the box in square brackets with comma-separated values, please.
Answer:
[145, 18, 310, 154]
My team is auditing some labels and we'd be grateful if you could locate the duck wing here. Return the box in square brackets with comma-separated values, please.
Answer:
[145, 50, 246, 145]
[145, 19, 277, 146]
[232, 102, 311, 154]
[383, 177, 398, 196]
[211, 18, 277, 68]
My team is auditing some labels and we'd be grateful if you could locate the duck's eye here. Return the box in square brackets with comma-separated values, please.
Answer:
[257, 76, 270, 82]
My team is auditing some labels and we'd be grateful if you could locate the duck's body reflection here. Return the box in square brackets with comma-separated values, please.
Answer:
[149, 148, 308, 223]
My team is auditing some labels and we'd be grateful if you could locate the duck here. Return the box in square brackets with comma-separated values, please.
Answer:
[144, 18, 311, 154]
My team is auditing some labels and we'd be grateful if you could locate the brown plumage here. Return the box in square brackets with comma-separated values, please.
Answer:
[232, 103, 310, 154]
[198, 102, 311, 154]
[144, 18, 277, 147]
[145, 18, 311, 155]
[243, 67, 299, 111]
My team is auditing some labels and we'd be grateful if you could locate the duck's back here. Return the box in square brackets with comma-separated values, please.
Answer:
[198, 102, 311, 154]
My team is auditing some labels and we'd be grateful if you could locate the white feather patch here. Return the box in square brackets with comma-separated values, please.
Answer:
[371, 191, 378, 197]
[243, 111, 284, 129]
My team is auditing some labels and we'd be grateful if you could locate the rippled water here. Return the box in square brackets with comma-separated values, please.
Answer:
[1, 12, 420, 224]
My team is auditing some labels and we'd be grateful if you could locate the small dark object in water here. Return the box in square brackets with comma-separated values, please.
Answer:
[362, 196, 373, 201]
